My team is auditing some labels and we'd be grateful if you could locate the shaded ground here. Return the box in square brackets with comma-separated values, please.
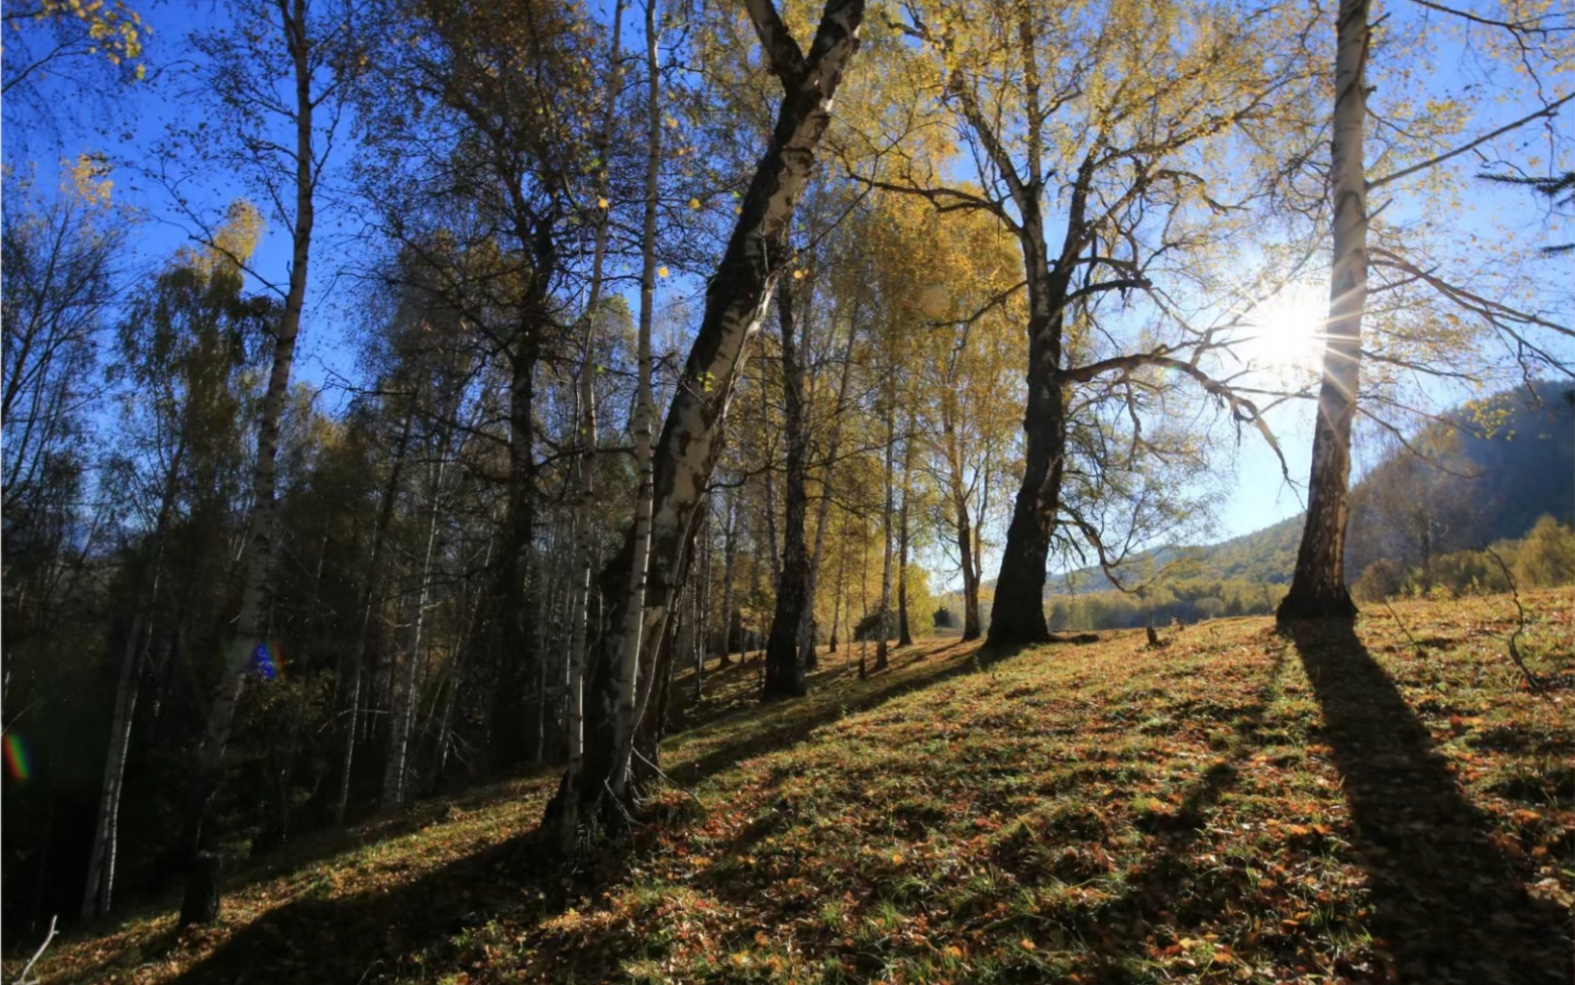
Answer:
[27, 594, 1575, 983]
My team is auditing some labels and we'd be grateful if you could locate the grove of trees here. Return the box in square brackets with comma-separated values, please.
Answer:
[2, 0, 1571, 935]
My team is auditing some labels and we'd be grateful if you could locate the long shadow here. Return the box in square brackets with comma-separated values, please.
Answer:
[1285, 619, 1569, 984]
[143, 643, 987, 984]
[668, 644, 984, 786]
[156, 832, 553, 985]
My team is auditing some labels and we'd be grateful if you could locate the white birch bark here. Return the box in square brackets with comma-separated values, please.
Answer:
[1279, 0, 1369, 621]
[609, 0, 663, 802]
[560, 0, 625, 851]
[874, 381, 896, 669]
[181, 0, 317, 921]
[569, 0, 865, 825]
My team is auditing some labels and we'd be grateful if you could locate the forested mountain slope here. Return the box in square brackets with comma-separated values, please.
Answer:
[1047, 382, 1574, 597]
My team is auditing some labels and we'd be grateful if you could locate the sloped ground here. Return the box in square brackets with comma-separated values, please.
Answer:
[27, 591, 1574, 984]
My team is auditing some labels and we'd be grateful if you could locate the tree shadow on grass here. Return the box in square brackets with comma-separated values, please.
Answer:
[154, 831, 555, 985]
[1283, 618, 1569, 984]
[132, 643, 988, 984]
[666, 642, 984, 787]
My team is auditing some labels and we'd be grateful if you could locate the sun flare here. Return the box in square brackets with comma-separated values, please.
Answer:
[1240, 281, 1328, 378]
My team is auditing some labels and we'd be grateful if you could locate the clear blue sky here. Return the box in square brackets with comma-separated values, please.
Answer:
[5, 0, 1570, 582]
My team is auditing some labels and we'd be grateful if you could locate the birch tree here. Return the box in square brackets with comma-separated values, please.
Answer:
[178, 0, 349, 924]
[559, 0, 866, 833]
[1280, 0, 1575, 620]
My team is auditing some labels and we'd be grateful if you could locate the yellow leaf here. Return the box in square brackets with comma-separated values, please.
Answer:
[597, 197, 609, 209]
[657, 266, 670, 278]
[689, 197, 701, 210]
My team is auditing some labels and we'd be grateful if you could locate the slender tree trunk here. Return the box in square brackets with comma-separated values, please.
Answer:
[436, 537, 490, 786]
[761, 384, 783, 593]
[799, 305, 858, 670]
[1278, 0, 1368, 623]
[875, 387, 896, 670]
[694, 502, 710, 698]
[382, 457, 445, 808]
[557, 0, 625, 853]
[829, 528, 845, 653]
[181, 0, 315, 924]
[897, 408, 916, 647]
[336, 409, 414, 824]
[81, 611, 143, 921]
[608, 0, 664, 806]
[764, 276, 809, 699]
[83, 433, 187, 920]
[717, 490, 738, 666]
[557, 0, 864, 831]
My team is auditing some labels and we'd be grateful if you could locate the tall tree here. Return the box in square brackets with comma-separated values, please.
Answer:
[559, 0, 866, 832]
[1280, 0, 1575, 620]
[179, 0, 346, 924]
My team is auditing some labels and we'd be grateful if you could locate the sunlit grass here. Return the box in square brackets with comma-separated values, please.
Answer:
[29, 591, 1573, 984]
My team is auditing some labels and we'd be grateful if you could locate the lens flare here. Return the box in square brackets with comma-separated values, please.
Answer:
[4, 733, 32, 782]
[253, 641, 278, 681]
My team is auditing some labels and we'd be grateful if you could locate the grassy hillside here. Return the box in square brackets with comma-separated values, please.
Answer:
[24, 593, 1574, 984]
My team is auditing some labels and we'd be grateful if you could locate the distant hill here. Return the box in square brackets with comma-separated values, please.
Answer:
[1039, 381, 1573, 597]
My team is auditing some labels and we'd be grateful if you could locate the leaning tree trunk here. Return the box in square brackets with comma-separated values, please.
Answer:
[83, 432, 187, 921]
[553, 0, 865, 834]
[1277, 0, 1368, 623]
[180, 0, 315, 925]
[764, 276, 809, 700]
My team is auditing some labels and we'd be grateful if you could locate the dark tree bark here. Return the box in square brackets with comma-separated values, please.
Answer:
[489, 343, 540, 768]
[764, 276, 809, 699]
[1278, 0, 1368, 623]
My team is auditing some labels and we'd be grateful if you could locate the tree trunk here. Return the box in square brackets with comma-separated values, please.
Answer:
[335, 409, 413, 825]
[1277, 0, 1368, 623]
[764, 276, 809, 700]
[81, 610, 143, 921]
[83, 434, 187, 920]
[760, 380, 782, 594]
[557, 0, 624, 853]
[488, 344, 538, 769]
[829, 531, 845, 653]
[608, 0, 665, 804]
[717, 489, 738, 666]
[382, 456, 444, 808]
[986, 191, 1070, 649]
[181, 0, 315, 921]
[557, 0, 865, 833]
[896, 408, 916, 648]
[799, 303, 858, 671]
[875, 387, 896, 670]
[694, 503, 710, 699]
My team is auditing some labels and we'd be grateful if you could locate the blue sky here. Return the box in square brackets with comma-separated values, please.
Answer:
[5, 0, 1570, 588]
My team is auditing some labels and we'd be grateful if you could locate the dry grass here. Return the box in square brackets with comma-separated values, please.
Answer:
[28, 590, 1575, 984]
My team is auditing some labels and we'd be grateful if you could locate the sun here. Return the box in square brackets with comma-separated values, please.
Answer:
[1238, 281, 1328, 378]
